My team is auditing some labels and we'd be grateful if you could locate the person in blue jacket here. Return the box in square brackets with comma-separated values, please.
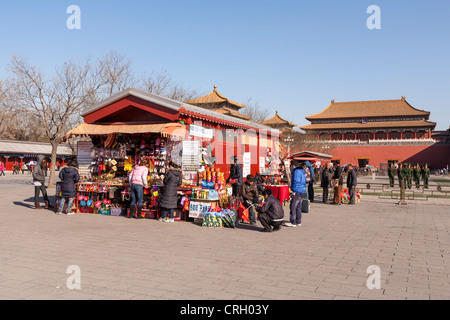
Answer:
[304, 160, 315, 202]
[285, 160, 306, 227]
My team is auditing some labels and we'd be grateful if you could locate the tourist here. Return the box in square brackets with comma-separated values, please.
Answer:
[421, 164, 430, 189]
[21, 163, 27, 174]
[159, 161, 182, 222]
[128, 158, 149, 219]
[226, 155, 243, 197]
[285, 160, 306, 227]
[57, 158, 80, 215]
[256, 189, 284, 232]
[305, 160, 315, 202]
[413, 164, 421, 189]
[331, 160, 343, 205]
[321, 162, 332, 203]
[0, 161, 5, 176]
[303, 162, 311, 200]
[346, 164, 358, 205]
[240, 174, 260, 226]
[32, 155, 53, 209]
[388, 163, 396, 187]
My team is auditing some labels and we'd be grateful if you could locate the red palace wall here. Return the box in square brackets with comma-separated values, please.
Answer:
[328, 144, 450, 169]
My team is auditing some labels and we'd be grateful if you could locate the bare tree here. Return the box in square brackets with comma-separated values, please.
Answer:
[139, 70, 199, 102]
[8, 55, 90, 187]
[241, 98, 270, 122]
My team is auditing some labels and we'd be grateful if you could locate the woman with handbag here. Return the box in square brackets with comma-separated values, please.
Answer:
[32, 155, 54, 210]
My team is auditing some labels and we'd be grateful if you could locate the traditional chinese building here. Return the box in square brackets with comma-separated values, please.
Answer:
[184, 85, 251, 120]
[259, 111, 300, 159]
[300, 97, 449, 169]
[259, 111, 297, 134]
[0, 140, 73, 171]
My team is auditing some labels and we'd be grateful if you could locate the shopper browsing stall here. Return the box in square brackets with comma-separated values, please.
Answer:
[128, 158, 149, 219]
[159, 161, 182, 222]
[57, 158, 80, 215]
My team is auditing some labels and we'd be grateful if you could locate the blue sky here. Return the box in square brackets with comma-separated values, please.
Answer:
[1, 0, 449, 130]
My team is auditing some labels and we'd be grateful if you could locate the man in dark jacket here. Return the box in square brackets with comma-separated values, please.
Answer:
[256, 189, 284, 232]
[240, 174, 260, 225]
[159, 162, 182, 222]
[32, 155, 54, 209]
[226, 155, 243, 197]
[346, 163, 358, 205]
[332, 160, 343, 205]
[305, 161, 315, 202]
[321, 162, 332, 203]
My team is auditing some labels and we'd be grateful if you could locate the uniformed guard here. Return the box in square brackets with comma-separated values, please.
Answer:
[422, 164, 430, 189]
[413, 164, 421, 189]
[397, 163, 407, 205]
[406, 163, 413, 189]
[388, 163, 396, 187]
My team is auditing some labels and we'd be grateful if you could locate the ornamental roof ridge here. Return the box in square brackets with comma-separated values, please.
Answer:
[305, 97, 431, 121]
[184, 85, 246, 109]
[259, 110, 297, 127]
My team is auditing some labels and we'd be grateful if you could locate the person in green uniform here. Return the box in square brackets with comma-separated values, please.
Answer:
[422, 164, 430, 189]
[404, 163, 412, 189]
[397, 163, 406, 204]
[388, 163, 396, 187]
[413, 164, 421, 189]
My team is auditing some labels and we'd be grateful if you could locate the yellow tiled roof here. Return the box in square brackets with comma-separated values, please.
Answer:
[184, 85, 246, 109]
[300, 120, 436, 131]
[259, 111, 297, 127]
[306, 98, 431, 120]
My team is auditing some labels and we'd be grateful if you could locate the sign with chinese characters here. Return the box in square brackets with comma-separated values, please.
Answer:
[189, 200, 214, 219]
[243, 152, 251, 177]
[182, 140, 200, 172]
[189, 124, 214, 139]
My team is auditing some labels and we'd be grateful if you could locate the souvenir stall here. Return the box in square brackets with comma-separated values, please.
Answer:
[65, 88, 281, 222]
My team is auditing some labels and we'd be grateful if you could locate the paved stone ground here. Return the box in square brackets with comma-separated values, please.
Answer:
[0, 173, 449, 300]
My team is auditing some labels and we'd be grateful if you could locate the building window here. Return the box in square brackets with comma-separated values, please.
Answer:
[389, 132, 401, 140]
[375, 132, 387, 140]
[358, 133, 370, 142]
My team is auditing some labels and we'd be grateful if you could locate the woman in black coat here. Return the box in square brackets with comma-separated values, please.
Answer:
[57, 158, 80, 215]
[158, 162, 182, 222]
